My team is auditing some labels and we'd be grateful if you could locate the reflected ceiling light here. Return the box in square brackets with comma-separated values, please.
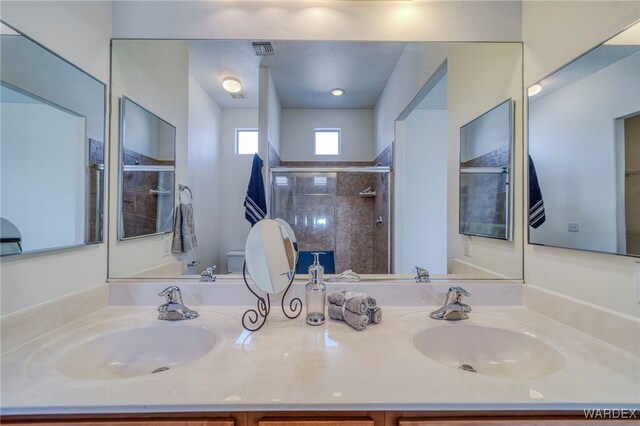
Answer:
[222, 77, 242, 93]
[528, 84, 542, 97]
[330, 88, 345, 97]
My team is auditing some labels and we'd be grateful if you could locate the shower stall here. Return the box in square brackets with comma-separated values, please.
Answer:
[271, 167, 391, 274]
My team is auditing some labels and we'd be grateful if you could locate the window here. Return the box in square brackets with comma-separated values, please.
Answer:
[314, 129, 340, 155]
[236, 129, 258, 154]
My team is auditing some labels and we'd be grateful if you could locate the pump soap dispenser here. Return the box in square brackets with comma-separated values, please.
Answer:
[305, 252, 327, 325]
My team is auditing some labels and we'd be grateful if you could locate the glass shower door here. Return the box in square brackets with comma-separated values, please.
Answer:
[272, 172, 337, 273]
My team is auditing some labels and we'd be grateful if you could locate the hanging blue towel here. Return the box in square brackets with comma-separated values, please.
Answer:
[244, 153, 267, 227]
[528, 155, 546, 229]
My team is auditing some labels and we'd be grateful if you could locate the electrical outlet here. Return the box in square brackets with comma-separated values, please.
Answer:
[568, 222, 579, 232]
[162, 234, 171, 257]
[464, 236, 472, 257]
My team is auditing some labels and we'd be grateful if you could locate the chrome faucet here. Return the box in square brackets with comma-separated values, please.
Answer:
[415, 266, 430, 283]
[157, 286, 199, 320]
[200, 265, 217, 282]
[430, 286, 471, 320]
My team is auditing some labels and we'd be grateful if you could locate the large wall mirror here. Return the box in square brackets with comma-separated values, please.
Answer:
[108, 39, 523, 280]
[528, 22, 640, 257]
[459, 99, 513, 240]
[119, 96, 176, 240]
[0, 22, 106, 256]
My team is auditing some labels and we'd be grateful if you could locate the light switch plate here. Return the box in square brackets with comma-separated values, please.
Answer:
[162, 234, 171, 257]
[464, 236, 472, 257]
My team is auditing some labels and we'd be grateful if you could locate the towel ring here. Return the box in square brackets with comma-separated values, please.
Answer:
[178, 184, 193, 203]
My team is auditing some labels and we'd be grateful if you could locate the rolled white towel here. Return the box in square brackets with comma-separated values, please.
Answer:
[367, 306, 382, 324]
[328, 302, 368, 331]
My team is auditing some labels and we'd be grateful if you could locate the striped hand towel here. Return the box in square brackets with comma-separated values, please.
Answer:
[244, 153, 267, 226]
[528, 155, 546, 229]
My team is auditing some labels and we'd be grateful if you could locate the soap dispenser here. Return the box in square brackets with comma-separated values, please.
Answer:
[305, 252, 326, 326]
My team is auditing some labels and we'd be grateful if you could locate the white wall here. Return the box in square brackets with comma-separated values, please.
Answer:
[460, 100, 511, 163]
[188, 75, 223, 273]
[268, 74, 282, 156]
[109, 40, 189, 278]
[529, 52, 640, 253]
[0, 0, 111, 316]
[123, 101, 174, 161]
[375, 43, 449, 156]
[1, 102, 85, 252]
[523, 1, 640, 318]
[112, 1, 521, 42]
[383, 43, 523, 279]
[446, 43, 524, 279]
[220, 108, 259, 273]
[280, 109, 374, 161]
[396, 108, 448, 274]
[0, 36, 105, 141]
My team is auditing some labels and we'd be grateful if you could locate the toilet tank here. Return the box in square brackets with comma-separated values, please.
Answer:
[227, 250, 245, 273]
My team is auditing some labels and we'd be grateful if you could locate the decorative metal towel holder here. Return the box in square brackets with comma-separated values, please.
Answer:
[241, 262, 302, 331]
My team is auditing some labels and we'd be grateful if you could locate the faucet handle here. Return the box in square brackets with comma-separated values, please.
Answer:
[448, 286, 470, 302]
[158, 286, 183, 304]
[415, 266, 430, 283]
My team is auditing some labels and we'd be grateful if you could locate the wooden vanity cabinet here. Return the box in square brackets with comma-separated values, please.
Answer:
[1, 410, 610, 426]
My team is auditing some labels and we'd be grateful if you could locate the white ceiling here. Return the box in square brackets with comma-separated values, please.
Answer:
[188, 40, 408, 110]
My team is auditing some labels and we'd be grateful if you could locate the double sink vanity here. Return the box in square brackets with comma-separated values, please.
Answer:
[2, 280, 638, 423]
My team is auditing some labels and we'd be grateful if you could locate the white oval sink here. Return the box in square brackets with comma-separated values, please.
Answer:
[413, 324, 566, 378]
[57, 324, 216, 380]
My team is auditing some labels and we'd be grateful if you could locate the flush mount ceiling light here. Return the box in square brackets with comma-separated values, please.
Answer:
[528, 84, 542, 97]
[223, 77, 242, 93]
[330, 88, 345, 97]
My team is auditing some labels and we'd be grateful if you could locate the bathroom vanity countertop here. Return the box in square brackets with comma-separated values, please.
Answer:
[1, 304, 639, 415]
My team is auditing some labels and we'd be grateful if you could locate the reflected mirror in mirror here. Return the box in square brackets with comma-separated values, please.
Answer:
[0, 22, 106, 255]
[108, 39, 523, 280]
[459, 99, 513, 240]
[119, 97, 176, 240]
[245, 219, 296, 294]
[528, 22, 640, 257]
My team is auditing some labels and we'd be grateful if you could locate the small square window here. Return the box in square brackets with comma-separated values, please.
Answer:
[314, 129, 340, 156]
[236, 129, 258, 155]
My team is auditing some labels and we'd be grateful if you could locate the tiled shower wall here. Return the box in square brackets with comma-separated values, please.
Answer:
[121, 148, 174, 238]
[335, 172, 377, 273]
[272, 143, 393, 274]
[459, 145, 509, 238]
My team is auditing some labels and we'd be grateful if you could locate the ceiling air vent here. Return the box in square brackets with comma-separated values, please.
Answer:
[230, 92, 246, 100]
[252, 41, 275, 56]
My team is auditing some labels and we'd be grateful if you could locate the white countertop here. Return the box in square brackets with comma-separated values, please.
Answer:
[2, 302, 639, 415]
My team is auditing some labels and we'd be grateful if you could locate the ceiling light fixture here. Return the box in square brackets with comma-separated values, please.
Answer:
[223, 77, 242, 93]
[528, 84, 542, 97]
[330, 88, 345, 97]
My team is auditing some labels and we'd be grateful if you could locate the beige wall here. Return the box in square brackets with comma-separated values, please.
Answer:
[112, 1, 522, 42]
[108, 40, 189, 278]
[522, 1, 640, 318]
[0, 1, 111, 316]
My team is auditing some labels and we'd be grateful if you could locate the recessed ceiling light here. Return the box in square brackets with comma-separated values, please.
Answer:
[528, 84, 542, 97]
[330, 88, 345, 97]
[223, 77, 242, 93]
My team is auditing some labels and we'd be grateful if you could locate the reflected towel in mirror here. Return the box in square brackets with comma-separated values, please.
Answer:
[528, 155, 546, 229]
[244, 153, 267, 227]
[172, 202, 197, 253]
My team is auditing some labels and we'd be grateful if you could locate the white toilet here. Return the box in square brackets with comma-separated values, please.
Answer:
[226, 250, 245, 273]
